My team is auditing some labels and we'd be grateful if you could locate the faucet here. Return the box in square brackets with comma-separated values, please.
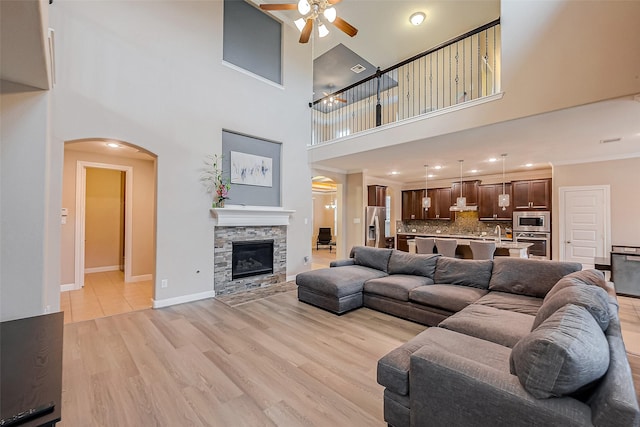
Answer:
[494, 225, 502, 244]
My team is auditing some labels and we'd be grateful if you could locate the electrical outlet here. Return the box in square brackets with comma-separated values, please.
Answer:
[161, 279, 168, 288]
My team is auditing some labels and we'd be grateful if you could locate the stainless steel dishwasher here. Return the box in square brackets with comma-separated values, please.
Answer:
[611, 245, 640, 297]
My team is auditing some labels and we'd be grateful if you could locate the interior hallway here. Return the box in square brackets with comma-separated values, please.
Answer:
[60, 271, 153, 324]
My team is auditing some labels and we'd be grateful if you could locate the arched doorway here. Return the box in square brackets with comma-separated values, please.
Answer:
[60, 138, 157, 323]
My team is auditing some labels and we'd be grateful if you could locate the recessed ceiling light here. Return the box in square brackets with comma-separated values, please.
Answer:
[434, 165, 442, 170]
[488, 158, 497, 162]
[409, 12, 426, 26]
[427, 174, 434, 178]
[390, 171, 399, 175]
[470, 169, 478, 173]
[107, 142, 119, 148]
[525, 163, 533, 167]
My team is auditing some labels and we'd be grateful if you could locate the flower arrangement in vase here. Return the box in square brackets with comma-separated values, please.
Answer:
[201, 154, 230, 208]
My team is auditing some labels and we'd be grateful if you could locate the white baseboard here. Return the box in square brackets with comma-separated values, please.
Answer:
[60, 283, 77, 292]
[85, 265, 120, 273]
[128, 274, 153, 283]
[286, 274, 297, 282]
[152, 290, 215, 309]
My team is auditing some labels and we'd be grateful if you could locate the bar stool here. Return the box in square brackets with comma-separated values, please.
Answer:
[470, 240, 497, 260]
[415, 237, 435, 254]
[435, 238, 458, 258]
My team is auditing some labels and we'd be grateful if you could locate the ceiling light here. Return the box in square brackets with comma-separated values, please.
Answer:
[422, 164, 431, 210]
[107, 142, 119, 148]
[498, 154, 510, 210]
[390, 171, 399, 175]
[434, 165, 442, 170]
[297, 0, 310, 15]
[525, 163, 533, 167]
[470, 169, 478, 173]
[410, 12, 426, 26]
[323, 7, 336, 23]
[294, 18, 306, 32]
[489, 157, 497, 162]
[318, 23, 329, 38]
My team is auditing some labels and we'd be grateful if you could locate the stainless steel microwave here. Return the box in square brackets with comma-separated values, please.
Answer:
[513, 211, 550, 233]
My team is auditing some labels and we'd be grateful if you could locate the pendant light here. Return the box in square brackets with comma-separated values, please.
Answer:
[422, 164, 431, 209]
[498, 154, 510, 210]
[450, 160, 477, 211]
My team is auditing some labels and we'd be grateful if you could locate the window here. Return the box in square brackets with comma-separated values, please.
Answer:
[223, 0, 282, 84]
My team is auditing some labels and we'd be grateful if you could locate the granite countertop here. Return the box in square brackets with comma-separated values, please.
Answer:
[398, 232, 533, 250]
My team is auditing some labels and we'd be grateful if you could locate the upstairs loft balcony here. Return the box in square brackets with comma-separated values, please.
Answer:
[311, 20, 501, 145]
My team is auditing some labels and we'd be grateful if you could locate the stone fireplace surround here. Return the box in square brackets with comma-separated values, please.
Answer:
[211, 206, 294, 296]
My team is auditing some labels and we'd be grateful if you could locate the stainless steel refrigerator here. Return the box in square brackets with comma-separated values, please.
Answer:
[365, 206, 387, 248]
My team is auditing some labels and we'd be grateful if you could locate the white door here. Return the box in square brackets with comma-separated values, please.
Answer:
[559, 186, 610, 268]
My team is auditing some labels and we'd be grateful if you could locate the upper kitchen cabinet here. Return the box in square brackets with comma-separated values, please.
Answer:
[402, 189, 426, 220]
[478, 183, 513, 220]
[512, 179, 551, 210]
[367, 185, 387, 207]
[451, 180, 480, 206]
[425, 187, 453, 220]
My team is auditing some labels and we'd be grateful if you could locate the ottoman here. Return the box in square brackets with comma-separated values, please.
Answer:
[296, 265, 388, 314]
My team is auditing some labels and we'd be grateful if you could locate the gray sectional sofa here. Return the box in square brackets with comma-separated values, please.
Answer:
[295, 246, 640, 427]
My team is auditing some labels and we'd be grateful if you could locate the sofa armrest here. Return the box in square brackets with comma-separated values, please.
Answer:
[330, 259, 355, 267]
[409, 345, 593, 427]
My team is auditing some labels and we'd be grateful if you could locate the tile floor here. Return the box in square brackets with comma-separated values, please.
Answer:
[60, 270, 153, 324]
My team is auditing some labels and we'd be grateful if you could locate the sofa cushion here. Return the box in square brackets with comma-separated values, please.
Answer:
[409, 285, 488, 312]
[439, 304, 534, 348]
[545, 269, 611, 300]
[377, 329, 434, 395]
[387, 250, 440, 278]
[434, 257, 493, 289]
[474, 291, 543, 315]
[510, 304, 610, 399]
[296, 265, 387, 297]
[364, 275, 434, 302]
[532, 283, 610, 331]
[351, 246, 393, 273]
[488, 258, 582, 298]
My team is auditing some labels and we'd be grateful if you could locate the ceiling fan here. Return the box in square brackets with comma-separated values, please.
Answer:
[322, 91, 347, 105]
[260, 0, 358, 44]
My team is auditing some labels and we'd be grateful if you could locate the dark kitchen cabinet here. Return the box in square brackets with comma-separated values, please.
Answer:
[402, 190, 425, 220]
[425, 187, 453, 220]
[451, 180, 480, 206]
[478, 183, 513, 220]
[512, 179, 551, 210]
[397, 234, 411, 252]
[367, 185, 387, 207]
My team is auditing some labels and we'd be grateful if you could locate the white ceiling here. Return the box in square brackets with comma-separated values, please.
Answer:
[310, 95, 640, 183]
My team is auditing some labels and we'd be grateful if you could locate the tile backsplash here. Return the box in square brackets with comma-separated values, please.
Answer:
[397, 211, 512, 236]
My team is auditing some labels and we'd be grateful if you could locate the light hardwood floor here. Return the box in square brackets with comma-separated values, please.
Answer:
[60, 271, 153, 324]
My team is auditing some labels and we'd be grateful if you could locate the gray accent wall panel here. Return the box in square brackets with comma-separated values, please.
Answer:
[222, 130, 281, 207]
[223, 0, 282, 84]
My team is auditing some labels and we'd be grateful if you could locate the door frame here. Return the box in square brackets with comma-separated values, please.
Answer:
[558, 185, 611, 262]
[75, 161, 134, 289]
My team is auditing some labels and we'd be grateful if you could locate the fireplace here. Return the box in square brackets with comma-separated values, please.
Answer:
[232, 240, 274, 280]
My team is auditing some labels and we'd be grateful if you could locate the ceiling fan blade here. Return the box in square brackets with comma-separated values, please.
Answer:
[299, 18, 313, 43]
[333, 16, 358, 37]
[328, 0, 342, 4]
[335, 97, 347, 103]
[259, 3, 297, 10]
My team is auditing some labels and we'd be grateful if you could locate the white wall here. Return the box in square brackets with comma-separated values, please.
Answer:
[1, 81, 62, 321]
[41, 1, 311, 306]
[309, 0, 640, 163]
[552, 158, 640, 259]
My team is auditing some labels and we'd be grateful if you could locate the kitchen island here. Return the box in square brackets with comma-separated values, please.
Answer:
[398, 232, 533, 258]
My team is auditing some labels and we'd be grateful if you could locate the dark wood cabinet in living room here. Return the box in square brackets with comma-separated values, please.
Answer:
[396, 234, 411, 252]
[425, 187, 453, 220]
[402, 190, 425, 220]
[478, 183, 513, 220]
[512, 179, 551, 210]
[367, 185, 387, 207]
[451, 180, 480, 206]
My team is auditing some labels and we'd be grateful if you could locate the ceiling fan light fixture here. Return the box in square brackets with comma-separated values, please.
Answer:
[323, 7, 336, 23]
[318, 23, 329, 38]
[297, 0, 310, 15]
[294, 17, 306, 32]
[410, 12, 426, 26]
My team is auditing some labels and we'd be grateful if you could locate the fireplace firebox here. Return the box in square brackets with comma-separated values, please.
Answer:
[232, 240, 274, 280]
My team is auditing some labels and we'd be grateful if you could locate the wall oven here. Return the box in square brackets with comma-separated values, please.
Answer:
[514, 211, 551, 259]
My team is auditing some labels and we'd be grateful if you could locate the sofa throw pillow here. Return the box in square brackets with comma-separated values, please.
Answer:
[488, 258, 582, 298]
[545, 269, 610, 301]
[387, 250, 440, 278]
[532, 283, 610, 331]
[351, 246, 393, 273]
[434, 257, 493, 289]
[510, 304, 610, 399]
